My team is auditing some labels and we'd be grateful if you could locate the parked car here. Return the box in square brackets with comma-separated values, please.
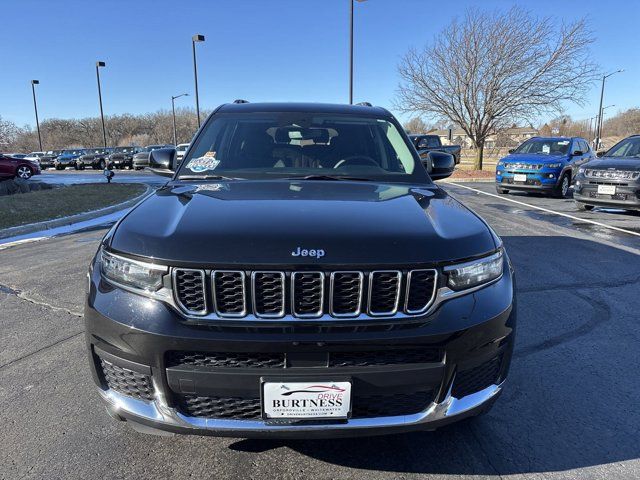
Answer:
[54, 149, 87, 170]
[408, 134, 462, 164]
[175, 143, 190, 164]
[107, 146, 142, 169]
[3, 152, 27, 159]
[0, 153, 41, 179]
[86, 101, 515, 438]
[495, 137, 593, 198]
[24, 151, 45, 163]
[38, 150, 64, 170]
[132, 145, 173, 170]
[76, 148, 114, 170]
[573, 135, 640, 211]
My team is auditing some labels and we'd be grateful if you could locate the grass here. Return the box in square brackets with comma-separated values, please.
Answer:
[0, 183, 146, 230]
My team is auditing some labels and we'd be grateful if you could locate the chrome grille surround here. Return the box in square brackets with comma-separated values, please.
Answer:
[172, 268, 208, 316]
[171, 268, 443, 321]
[211, 271, 247, 318]
[251, 271, 286, 318]
[405, 269, 438, 314]
[367, 270, 402, 316]
[329, 271, 364, 317]
[291, 271, 325, 318]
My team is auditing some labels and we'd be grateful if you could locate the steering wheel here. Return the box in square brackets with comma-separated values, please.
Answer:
[333, 155, 378, 168]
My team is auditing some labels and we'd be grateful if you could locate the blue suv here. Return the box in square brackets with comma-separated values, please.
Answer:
[495, 137, 594, 198]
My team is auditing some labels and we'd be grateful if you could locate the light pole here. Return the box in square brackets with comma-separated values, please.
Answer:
[171, 93, 189, 145]
[595, 69, 623, 148]
[598, 104, 615, 142]
[96, 61, 107, 148]
[192, 34, 205, 128]
[30, 80, 43, 151]
[349, 0, 367, 104]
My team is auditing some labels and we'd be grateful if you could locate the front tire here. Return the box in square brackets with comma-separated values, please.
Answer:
[553, 173, 571, 198]
[99, 160, 106, 170]
[16, 165, 33, 179]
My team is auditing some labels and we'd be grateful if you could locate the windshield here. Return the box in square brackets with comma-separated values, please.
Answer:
[177, 112, 425, 183]
[514, 138, 571, 156]
[115, 147, 134, 153]
[606, 137, 640, 158]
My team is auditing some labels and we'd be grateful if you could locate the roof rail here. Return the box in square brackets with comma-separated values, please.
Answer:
[356, 102, 372, 107]
[233, 99, 249, 104]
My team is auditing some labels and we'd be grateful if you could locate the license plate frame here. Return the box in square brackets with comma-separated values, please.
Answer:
[261, 377, 352, 421]
[513, 174, 527, 183]
[597, 184, 616, 195]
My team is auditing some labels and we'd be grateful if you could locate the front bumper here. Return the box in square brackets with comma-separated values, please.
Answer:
[574, 180, 640, 210]
[85, 257, 516, 438]
[496, 169, 562, 191]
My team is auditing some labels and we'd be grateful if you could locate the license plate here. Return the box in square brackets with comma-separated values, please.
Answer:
[597, 185, 616, 195]
[262, 381, 351, 420]
[513, 174, 527, 182]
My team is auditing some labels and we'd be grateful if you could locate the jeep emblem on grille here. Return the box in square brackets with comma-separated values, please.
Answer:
[291, 247, 325, 258]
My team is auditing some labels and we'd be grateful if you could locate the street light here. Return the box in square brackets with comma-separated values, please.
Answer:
[96, 61, 107, 148]
[192, 34, 205, 128]
[171, 93, 189, 146]
[595, 69, 623, 148]
[598, 104, 616, 141]
[349, 0, 367, 104]
[30, 80, 43, 151]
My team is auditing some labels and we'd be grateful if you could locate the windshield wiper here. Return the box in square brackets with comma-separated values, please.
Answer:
[178, 174, 244, 181]
[284, 174, 372, 182]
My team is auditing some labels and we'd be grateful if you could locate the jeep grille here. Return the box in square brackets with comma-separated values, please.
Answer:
[172, 268, 437, 320]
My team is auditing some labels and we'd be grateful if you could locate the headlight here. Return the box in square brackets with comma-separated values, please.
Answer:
[497, 161, 505, 167]
[100, 248, 167, 292]
[578, 167, 585, 174]
[546, 163, 562, 168]
[445, 250, 503, 291]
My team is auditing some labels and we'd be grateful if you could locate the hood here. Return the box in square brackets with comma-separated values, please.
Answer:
[583, 157, 640, 171]
[133, 152, 151, 159]
[109, 180, 496, 266]
[501, 153, 568, 164]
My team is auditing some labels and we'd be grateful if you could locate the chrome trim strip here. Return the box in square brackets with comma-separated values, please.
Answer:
[329, 271, 364, 318]
[251, 271, 286, 318]
[171, 268, 208, 316]
[211, 271, 247, 318]
[290, 271, 325, 318]
[98, 381, 503, 433]
[404, 269, 438, 314]
[368, 270, 402, 316]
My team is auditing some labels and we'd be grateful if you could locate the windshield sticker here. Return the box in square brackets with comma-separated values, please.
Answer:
[187, 153, 219, 173]
[542, 144, 550, 154]
[558, 141, 569, 145]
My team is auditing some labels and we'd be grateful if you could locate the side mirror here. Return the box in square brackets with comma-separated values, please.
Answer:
[423, 151, 455, 180]
[148, 147, 177, 177]
[508, 149, 515, 154]
[572, 150, 583, 156]
[596, 150, 606, 158]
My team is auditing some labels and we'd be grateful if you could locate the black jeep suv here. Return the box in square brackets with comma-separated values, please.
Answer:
[85, 102, 516, 438]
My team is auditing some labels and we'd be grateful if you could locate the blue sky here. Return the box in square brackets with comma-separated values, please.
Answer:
[1, 0, 638, 128]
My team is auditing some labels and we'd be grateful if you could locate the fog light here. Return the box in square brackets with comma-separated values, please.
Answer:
[548, 173, 555, 179]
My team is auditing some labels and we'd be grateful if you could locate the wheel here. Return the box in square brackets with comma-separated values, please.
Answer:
[575, 202, 594, 211]
[99, 160, 106, 170]
[55, 165, 63, 171]
[552, 173, 571, 198]
[74, 164, 79, 170]
[16, 165, 33, 179]
[496, 186, 509, 194]
[78, 164, 85, 170]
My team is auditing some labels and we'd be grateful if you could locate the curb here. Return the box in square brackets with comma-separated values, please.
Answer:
[0, 184, 154, 240]
[440, 177, 494, 183]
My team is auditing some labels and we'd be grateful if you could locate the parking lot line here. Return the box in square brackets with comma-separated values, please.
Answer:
[448, 182, 640, 238]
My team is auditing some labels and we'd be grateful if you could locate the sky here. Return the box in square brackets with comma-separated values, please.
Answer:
[1, 0, 638, 128]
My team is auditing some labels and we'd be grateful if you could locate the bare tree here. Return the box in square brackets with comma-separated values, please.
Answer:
[396, 7, 598, 169]
[402, 117, 429, 134]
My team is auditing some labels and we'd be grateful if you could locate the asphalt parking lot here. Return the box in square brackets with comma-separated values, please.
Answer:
[1, 179, 639, 479]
